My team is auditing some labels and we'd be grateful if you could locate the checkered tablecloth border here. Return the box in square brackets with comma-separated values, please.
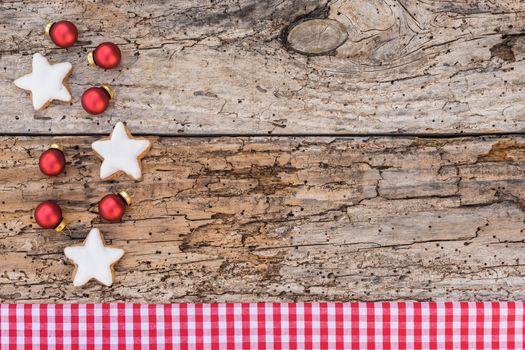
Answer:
[1, 302, 524, 349]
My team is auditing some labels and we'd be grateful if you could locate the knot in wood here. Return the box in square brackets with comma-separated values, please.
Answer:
[285, 19, 348, 56]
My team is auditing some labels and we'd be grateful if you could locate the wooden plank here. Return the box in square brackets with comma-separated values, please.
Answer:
[1, 0, 524, 135]
[1, 136, 525, 302]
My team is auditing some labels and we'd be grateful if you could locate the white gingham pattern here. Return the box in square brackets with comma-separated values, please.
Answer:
[0, 302, 524, 349]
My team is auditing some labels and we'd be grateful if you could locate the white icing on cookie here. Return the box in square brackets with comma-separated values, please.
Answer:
[64, 228, 124, 287]
[91, 122, 151, 180]
[14, 53, 72, 110]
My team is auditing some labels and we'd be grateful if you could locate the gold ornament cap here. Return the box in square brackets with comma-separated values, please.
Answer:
[44, 22, 54, 37]
[118, 190, 132, 206]
[87, 51, 96, 66]
[49, 143, 64, 153]
[100, 84, 115, 99]
[54, 218, 66, 233]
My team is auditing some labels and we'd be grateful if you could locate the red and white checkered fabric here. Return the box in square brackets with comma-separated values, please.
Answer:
[0, 302, 523, 349]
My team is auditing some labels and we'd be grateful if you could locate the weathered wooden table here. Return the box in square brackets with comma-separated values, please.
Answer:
[1, 1, 524, 303]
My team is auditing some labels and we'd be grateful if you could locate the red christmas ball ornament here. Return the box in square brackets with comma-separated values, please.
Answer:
[88, 42, 121, 69]
[39, 144, 66, 176]
[81, 85, 115, 115]
[98, 191, 132, 222]
[34, 200, 66, 232]
[45, 21, 78, 48]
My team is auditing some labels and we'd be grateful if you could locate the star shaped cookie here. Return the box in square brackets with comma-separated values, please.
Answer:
[64, 228, 124, 287]
[14, 53, 72, 110]
[91, 122, 151, 180]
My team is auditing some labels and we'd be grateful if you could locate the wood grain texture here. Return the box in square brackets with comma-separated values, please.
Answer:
[1, 136, 525, 302]
[1, 0, 524, 135]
